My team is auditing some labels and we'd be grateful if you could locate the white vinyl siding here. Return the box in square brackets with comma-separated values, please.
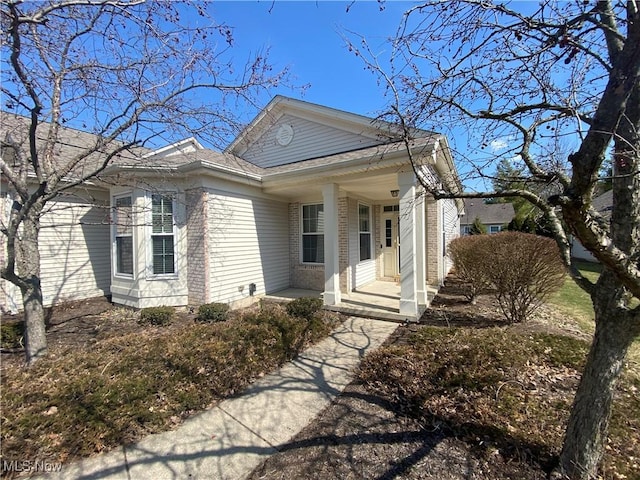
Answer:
[442, 199, 460, 275]
[241, 114, 383, 168]
[208, 191, 289, 304]
[39, 193, 111, 307]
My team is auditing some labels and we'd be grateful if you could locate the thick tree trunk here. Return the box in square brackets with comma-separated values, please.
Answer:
[18, 209, 47, 365]
[558, 271, 640, 479]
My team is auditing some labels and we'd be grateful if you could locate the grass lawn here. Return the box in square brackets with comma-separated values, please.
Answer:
[549, 260, 601, 334]
[549, 259, 640, 377]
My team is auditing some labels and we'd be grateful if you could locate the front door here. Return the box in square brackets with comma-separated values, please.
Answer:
[381, 210, 400, 278]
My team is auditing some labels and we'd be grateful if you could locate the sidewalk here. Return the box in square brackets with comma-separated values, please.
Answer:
[34, 316, 398, 480]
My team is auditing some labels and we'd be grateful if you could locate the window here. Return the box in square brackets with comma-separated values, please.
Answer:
[385, 219, 393, 247]
[490, 225, 502, 234]
[114, 195, 133, 275]
[151, 194, 175, 275]
[359, 204, 371, 261]
[302, 204, 324, 263]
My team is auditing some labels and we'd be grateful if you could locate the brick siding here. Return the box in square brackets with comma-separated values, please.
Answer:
[425, 196, 440, 286]
[186, 189, 209, 305]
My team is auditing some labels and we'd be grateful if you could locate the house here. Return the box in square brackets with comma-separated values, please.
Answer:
[571, 189, 612, 262]
[459, 199, 515, 235]
[1, 96, 462, 321]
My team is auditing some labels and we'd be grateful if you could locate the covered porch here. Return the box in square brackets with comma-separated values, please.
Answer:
[266, 280, 439, 323]
[261, 133, 459, 322]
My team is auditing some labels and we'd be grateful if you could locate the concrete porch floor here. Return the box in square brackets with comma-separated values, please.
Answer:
[266, 280, 439, 323]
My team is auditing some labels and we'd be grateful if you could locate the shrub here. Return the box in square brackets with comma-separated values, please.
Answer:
[450, 232, 566, 323]
[286, 297, 323, 319]
[486, 232, 566, 323]
[449, 235, 493, 303]
[138, 306, 174, 326]
[1, 322, 24, 349]
[196, 303, 229, 323]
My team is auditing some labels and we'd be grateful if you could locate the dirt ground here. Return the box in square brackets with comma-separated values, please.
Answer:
[0, 297, 195, 370]
[247, 381, 547, 480]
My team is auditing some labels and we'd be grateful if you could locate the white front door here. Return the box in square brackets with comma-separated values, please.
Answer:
[381, 210, 400, 277]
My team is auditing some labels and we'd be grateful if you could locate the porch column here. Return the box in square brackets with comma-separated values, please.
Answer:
[398, 171, 418, 318]
[322, 183, 341, 305]
[415, 187, 428, 307]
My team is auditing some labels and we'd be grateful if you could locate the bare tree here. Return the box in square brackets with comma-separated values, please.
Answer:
[350, 1, 640, 478]
[0, 0, 286, 365]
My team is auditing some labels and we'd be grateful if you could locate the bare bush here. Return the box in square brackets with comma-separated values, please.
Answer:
[449, 235, 492, 304]
[450, 232, 566, 322]
[487, 232, 566, 323]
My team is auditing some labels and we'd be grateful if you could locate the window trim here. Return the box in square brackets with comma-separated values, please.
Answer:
[300, 202, 324, 264]
[146, 192, 178, 278]
[112, 193, 134, 279]
[358, 202, 372, 262]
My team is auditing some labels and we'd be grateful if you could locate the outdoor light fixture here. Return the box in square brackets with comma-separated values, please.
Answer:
[390, 189, 399, 198]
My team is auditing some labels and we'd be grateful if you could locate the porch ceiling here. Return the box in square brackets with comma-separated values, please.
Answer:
[263, 170, 401, 202]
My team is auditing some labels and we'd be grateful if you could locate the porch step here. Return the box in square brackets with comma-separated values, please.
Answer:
[324, 304, 420, 324]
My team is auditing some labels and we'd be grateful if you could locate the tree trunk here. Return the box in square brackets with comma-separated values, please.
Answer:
[18, 209, 47, 365]
[558, 270, 640, 479]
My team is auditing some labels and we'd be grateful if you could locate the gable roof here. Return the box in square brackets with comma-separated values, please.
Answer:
[225, 95, 403, 157]
[3, 98, 462, 198]
[1, 111, 148, 182]
[460, 199, 515, 226]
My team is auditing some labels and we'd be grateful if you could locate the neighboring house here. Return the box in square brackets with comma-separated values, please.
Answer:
[459, 199, 515, 235]
[1, 96, 462, 320]
[571, 189, 612, 262]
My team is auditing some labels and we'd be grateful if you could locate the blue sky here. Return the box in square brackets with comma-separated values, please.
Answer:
[210, 1, 411, 119]
[207, 2, 491, 191]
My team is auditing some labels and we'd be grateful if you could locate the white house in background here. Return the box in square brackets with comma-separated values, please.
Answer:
[1, 96, 462, 321]
[459, 199, 515, 235]
[571, 189, 612, 262]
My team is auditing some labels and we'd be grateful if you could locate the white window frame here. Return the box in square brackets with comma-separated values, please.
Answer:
[301, 203, 324, 264]
[490, 225, 502, 234]
[358, 203, 372, 262]
[146, 192, 178, 278]
[112, 193, 134, 278]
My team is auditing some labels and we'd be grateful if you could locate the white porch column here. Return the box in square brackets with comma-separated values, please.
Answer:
[415, 187, 428, 307]
[322, 183, 341, 305]
[398, 171, 418, 318]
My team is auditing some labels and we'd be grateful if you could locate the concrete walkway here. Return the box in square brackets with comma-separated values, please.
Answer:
[35, 317, 397, 480]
